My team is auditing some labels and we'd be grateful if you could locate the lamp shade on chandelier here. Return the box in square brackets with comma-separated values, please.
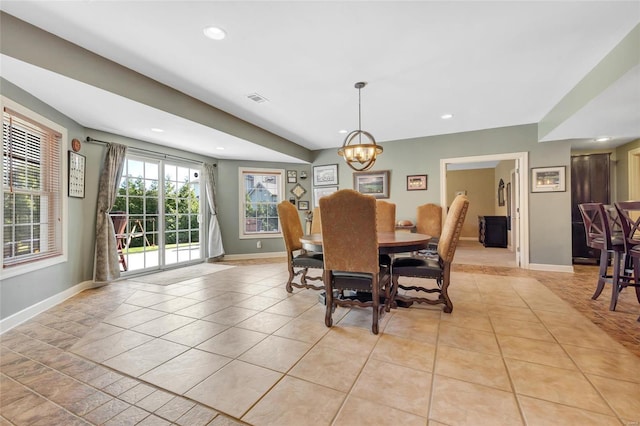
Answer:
[338, 82, 383, 171]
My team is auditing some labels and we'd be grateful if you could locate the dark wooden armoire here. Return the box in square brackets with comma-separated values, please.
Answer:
[571, 153, 610, 263]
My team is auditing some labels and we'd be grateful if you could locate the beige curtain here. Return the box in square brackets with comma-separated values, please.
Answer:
[94, 143, 127, 283]
[203, 163, 225, 259]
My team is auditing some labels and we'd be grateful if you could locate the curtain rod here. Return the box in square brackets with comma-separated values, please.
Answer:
[85, 136, 215, 166]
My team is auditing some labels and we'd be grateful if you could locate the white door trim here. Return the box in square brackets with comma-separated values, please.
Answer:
[629, 147, 640, 200]
[440, 152, 529, 269]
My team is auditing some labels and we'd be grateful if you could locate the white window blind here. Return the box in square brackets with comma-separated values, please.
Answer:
[239, 168, 284, 238]
[2, 107, 63, 267]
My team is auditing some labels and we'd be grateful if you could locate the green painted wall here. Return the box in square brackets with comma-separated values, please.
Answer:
[616, 138, 640, 201]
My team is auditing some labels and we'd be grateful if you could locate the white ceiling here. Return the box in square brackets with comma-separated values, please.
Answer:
[1, 1, 639, 162]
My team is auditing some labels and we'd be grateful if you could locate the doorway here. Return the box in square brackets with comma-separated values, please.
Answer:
[440, 152, 529, 268]
[113, 155, 203, 274]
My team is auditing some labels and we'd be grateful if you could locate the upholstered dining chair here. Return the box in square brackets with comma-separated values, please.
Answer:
[375, 200, 396, 232]
[390, 194, 469, 313]
[320, 189, 392, 334]
[310, 207, 322, 234]
[416, 203, 442, 253]
[614, 201, 640, 312]
[277, 201, 324, 293]
[578, 203, 627, 310]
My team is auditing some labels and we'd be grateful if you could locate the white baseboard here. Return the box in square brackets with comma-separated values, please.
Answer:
[0, 280, 97, 335]
[528, 263, 574, 273]
[220, 251, 286, 261]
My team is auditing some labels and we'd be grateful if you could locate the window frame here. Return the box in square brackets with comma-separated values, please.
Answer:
[238, 167, 285, 239]
[1, 96, 68, 279]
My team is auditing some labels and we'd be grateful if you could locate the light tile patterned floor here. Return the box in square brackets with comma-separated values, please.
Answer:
[1, 256, 640, 425]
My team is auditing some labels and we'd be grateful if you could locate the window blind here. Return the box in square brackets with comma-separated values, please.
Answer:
[2, 107, 63, 267]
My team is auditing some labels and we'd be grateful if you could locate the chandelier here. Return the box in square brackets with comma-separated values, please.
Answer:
[338, 82, 383, 171]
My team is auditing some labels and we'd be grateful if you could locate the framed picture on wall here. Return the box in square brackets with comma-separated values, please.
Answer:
[531, 166, 565, 192]
[313, 186, 338, 207]
[353, 170, 390, 199]
[313, 164, 339, 186]
[406, 174, 427, 191]
[68, 151, 85, 198]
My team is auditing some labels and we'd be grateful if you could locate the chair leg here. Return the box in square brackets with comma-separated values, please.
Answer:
[441, 264, 453, 314]
[324, 271, 333, 328]
[285, 265, 295, 293]
[634, 258, 640, 304]
[610, 251, 622, 311]
[592, 249, 608, 300]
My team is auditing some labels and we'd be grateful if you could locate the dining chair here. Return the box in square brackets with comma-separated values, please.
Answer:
[614, 201, 640, 314]
[310, 207, 322, 234]
[320, 189, 392, 334]
[390, 194, 469, 312]
[578, 203, 628, 310]
[375, 200, 396, 232]
[277, 201, 324, 293]
[416, 203, 442, 253]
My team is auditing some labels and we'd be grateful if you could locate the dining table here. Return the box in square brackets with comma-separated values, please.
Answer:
[300, 231, 432, 255]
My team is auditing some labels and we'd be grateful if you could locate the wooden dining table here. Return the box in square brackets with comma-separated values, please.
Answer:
[300, 231, 432, 255]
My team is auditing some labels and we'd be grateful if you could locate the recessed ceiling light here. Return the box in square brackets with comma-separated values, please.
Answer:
[594, 136, 611, 142]
[338, 129, 348, 134]
[441, 113, 454, 120]
[203, 26, 226, 40]
[151, 128, 164, 133]
[216, 147, 225, 150]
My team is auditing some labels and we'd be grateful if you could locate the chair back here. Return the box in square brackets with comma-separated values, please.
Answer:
[310, 207, 322, 234]
[578, 203, 615, 250]
[437, 195, 469, 263]
[277, 201, 303, 254]
[320, 189, 378, 274]
[416, 203, 442, 237]
[375, 200, 396, 232]
[614, 201, 640, 251]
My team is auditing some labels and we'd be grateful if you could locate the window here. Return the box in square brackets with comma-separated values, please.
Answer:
[2, 98, 66, 273]
[239, 167, 284, 238]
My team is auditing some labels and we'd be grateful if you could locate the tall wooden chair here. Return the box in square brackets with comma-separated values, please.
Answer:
[390, 194, 469, 312]
[578, 203, 627, 310]
[277, 201, 324, 293]
[614, 201, 640, 315]
[320, 189, 391, 334]
[375, 200, 396, 233]
[416, 203, 442, 252]
[310, 207, 322, 234]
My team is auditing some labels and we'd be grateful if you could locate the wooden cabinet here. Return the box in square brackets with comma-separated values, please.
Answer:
[478, 216, 508, 248]
[571, 153, 610, 263]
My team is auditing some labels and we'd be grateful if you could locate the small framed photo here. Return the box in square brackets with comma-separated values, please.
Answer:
[313, 164, 339, 186]
[287, 170, 297, 183]
[68, 151, 86, 198]
[298, 200, 309, 211]
[353, 170, 390, 199]
[406, 174, 427, 191]
[531, 166, 566, 193]
[290, 183, 307, 199]
[313, 186, 339, 207]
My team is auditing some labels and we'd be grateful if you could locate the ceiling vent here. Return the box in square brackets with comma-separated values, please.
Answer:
[247, 93, 268, 103]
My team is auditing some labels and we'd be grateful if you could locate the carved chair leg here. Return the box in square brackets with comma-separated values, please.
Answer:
[441, 265, 453, 314]
[372, 274, 380, 334]
[286, 267, 295, 293]
[300, 267, 309, 285]
[610, 251, 622, 311]
[592, 249, 608, 300]
[324, 271, 333, 328]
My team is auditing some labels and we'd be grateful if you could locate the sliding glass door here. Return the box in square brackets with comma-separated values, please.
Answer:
[113, 155, 202, 273]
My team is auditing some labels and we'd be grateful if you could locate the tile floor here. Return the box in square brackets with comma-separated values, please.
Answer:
[1, 256, 640, 425]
